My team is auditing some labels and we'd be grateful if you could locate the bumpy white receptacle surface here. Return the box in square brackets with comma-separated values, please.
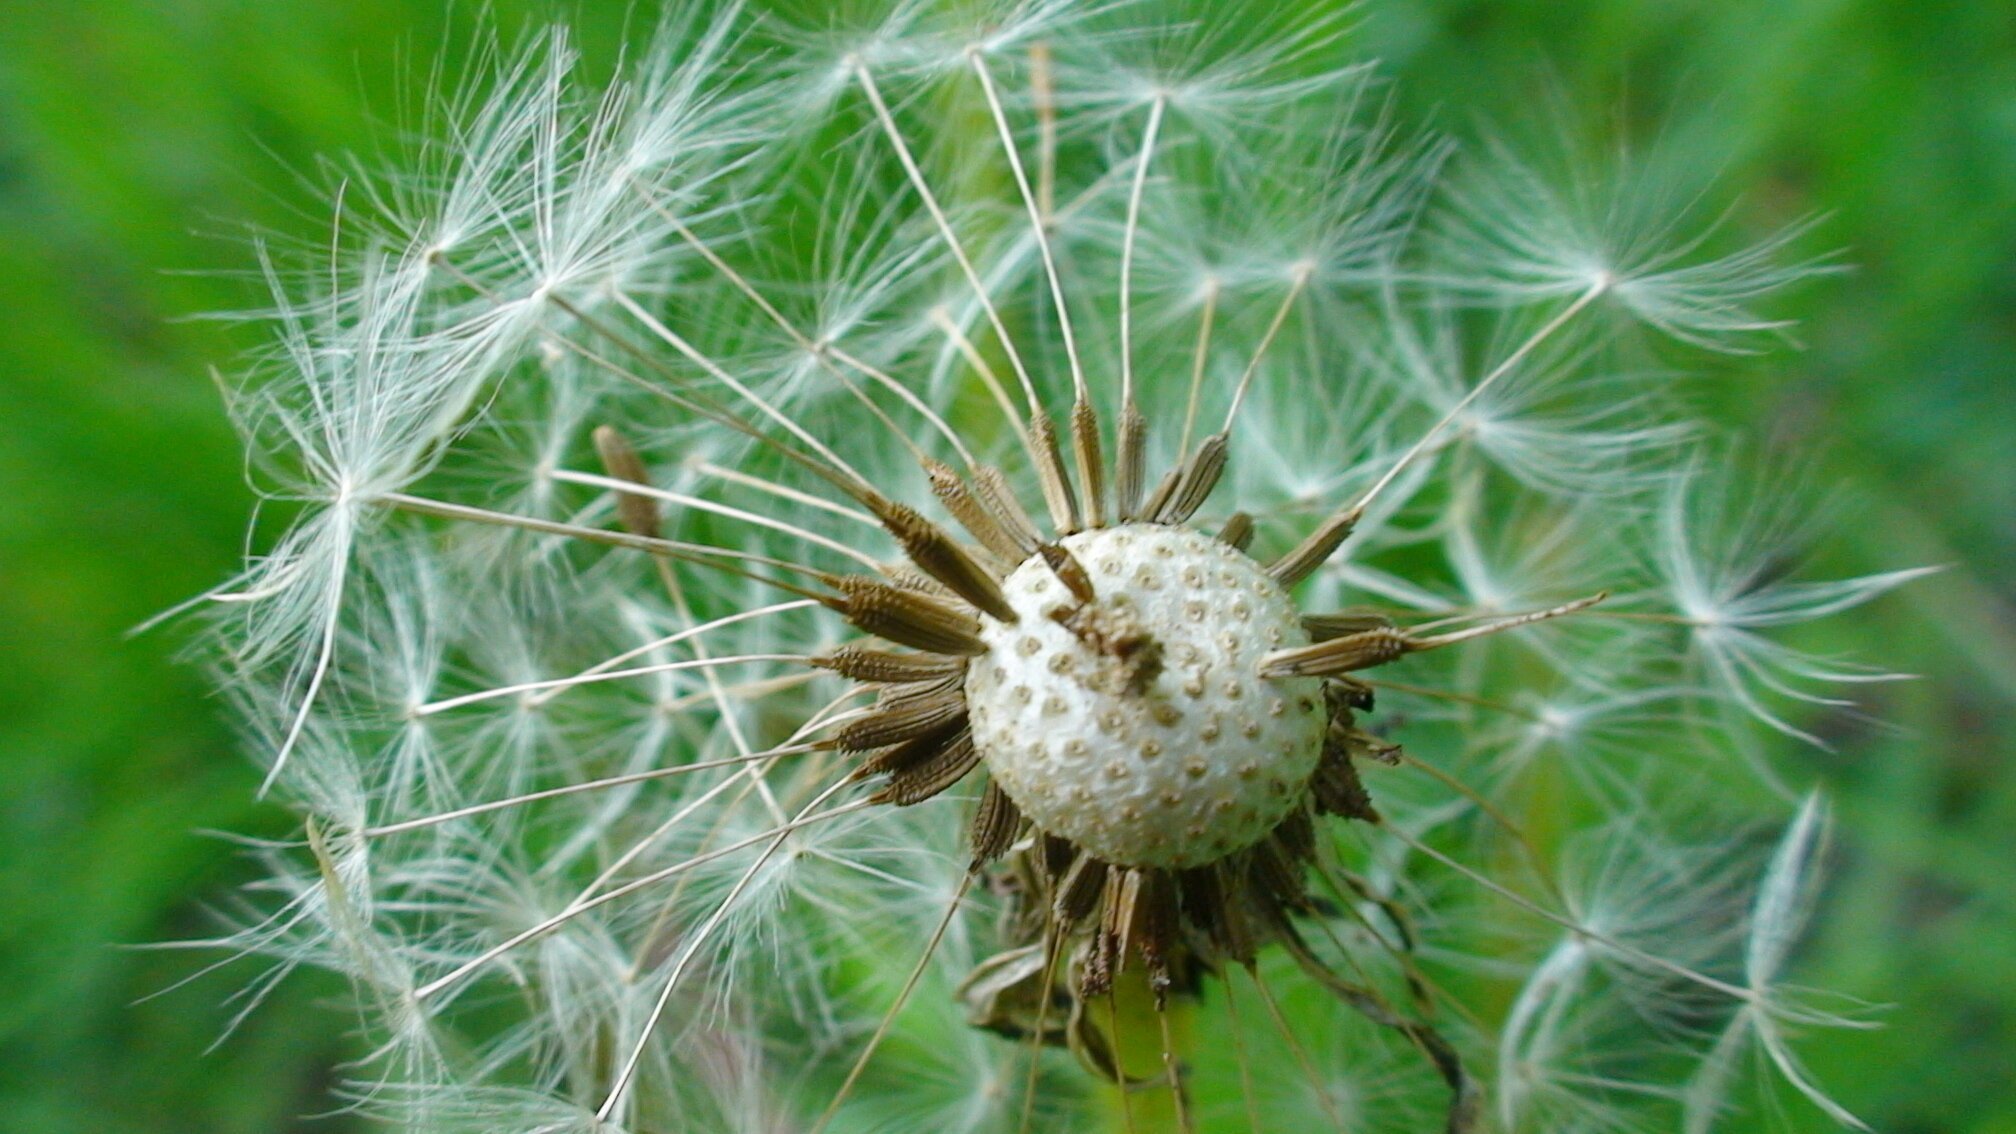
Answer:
[966, 524, 1324, 869]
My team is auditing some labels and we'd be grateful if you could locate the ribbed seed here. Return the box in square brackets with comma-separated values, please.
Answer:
[1160, 431, 1229, 524]
[591, 425, 662, 539]
[1054, 853, 1108, 924]
[1114, 404, 1147, 522]
[1029, 412, 1080, 534]
[812, 646, 966, 685]
[832, 577, 985, 655]
[1270, 507, 1361, 588]
[972, 464, 1042, 554]
[878, 500, 1017, 622]
[969, 780, 1023, 867]
[1070, 396, 1105, 529]
[1259, 627, 1412, 678]
[873, 730, 982, 805]
[857, 716, 968, 776]
[925, 459, 1027, 563]
[1036, 541, 1097, 605]
[1302, 608, 1397, 641]
[1139, 463, 1182, 522]
[1217, 511, 1254, 552]
[831, 688, 967, 751]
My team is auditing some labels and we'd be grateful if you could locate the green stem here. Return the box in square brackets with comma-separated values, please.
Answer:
[1100, 969, 1194, 1133]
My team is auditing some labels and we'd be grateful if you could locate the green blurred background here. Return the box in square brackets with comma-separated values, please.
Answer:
[0, 2, 2009, 1130]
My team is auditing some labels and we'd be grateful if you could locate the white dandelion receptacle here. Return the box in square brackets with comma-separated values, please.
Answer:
[969, 525, 1324, 870]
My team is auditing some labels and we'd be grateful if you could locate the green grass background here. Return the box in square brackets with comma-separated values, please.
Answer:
[0, 2, 2009, 1130]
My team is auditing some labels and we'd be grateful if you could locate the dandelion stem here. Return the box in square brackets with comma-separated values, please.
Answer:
[1409, 592, 1608, 648]
[647, 551, 787, 823]
[1154, 994, 1194, 1134]
[625, 691, 870, 973]
[1107, 992, 1138, 1134]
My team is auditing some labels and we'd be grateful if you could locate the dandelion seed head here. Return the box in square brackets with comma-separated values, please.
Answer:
[180, 2, 1918, 1128]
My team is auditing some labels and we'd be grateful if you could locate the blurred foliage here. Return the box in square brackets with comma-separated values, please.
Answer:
[0, 2, 2007, 1131]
